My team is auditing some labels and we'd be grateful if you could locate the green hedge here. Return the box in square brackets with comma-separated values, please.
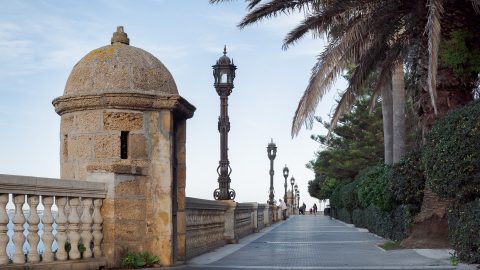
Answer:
[422, 100, 480, 201]
[357, 164, 395, 211]
[448, 199, 480, 263]
[391, 148, 426, 206]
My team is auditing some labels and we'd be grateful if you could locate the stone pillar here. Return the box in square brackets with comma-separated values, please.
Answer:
[251, 203, 259, 232]
[223, 200, 237, 244]
[264, 206, 270, 226]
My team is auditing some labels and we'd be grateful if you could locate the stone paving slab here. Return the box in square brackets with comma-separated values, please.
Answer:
[155, 215, 475, 270]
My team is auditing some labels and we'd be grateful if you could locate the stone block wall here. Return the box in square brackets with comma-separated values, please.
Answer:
[185, 199, 280, 261]
[235, 203, 255, 240]
[185, 198, 228, 259]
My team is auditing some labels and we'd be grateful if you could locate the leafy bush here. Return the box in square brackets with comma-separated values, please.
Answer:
[391, 148, 426, 206]
[330, 183, 344, 209]
[340, 180, 360, 211]
[422, 100, 480, 201]
[122, 251, 160, 269]
[357, 164, 395, 211]
[447, 199, 480, 263]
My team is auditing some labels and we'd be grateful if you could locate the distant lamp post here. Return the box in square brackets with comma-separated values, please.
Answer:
[297, 190, 301, 210]
[213, 46, 237, 201]
[290, 176, 295, 205]
[267, 139, 277, 206]
[294, 184, 298, 210]
[283, 165, 289, 204]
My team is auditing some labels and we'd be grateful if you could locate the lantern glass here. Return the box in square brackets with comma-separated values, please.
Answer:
[220, 70, 228, 83]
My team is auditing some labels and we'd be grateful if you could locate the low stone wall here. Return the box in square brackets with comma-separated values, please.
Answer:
[185, 199, 282, 260]
[185, 198, 228, 259]
[235, 203, 255, 239]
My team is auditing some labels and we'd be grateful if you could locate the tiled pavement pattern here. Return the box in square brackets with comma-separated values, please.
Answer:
[164, 215, 458, 270]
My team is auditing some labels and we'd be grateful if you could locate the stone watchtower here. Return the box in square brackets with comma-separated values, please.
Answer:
[52, 26, 195, 267]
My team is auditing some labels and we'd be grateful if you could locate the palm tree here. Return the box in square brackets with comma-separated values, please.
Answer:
[211, 0, 479, 136]
[211, 0, 480, 248]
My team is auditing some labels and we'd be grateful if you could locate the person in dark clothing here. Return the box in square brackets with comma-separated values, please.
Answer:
[313, 203, 318, 215]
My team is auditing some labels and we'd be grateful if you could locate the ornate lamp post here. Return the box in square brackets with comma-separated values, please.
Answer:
[290, 176, 295, 206]
[283, 165, 289, 204]
[213, 46, 237, 201]
[267, 139, 277, 206]
[294, 184, 298, 210]
[297, 190, 301, 210]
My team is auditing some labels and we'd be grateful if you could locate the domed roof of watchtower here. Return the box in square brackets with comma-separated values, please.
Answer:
[53, 26, 195, 118]
[63, 26, 178, 97]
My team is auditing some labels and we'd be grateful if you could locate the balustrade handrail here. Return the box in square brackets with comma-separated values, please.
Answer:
[0, 174, 107, 198]
[186, 197, 228, 210]
[236, 202, 255, 210]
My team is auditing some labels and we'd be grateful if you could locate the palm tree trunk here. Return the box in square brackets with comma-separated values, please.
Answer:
[392, 62, 405, 164]
[381, 73, 393, 165]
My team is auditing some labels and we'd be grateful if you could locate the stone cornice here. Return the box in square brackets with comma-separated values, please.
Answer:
[52, 92, 196, 119]
[186, 197, 229, 211]
[0, 174, 107, 198]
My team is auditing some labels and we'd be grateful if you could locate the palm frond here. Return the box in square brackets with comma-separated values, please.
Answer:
[282, 0, 368, 49]
[472, 0, 480, 14]
[426, 0, 443, 115]
[328, 89, 355, 136]
[291, 3, 403, 136]
[239, 0, 313, 28]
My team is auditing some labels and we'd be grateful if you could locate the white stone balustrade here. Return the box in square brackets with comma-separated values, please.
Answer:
[0, 174, 107, 268]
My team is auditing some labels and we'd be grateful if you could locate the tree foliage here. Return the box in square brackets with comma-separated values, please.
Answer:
[307, 94, 384, 190]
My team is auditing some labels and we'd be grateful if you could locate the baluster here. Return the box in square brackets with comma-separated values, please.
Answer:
[12, 194, 25, 264]
[41, 196, 54, 262]
[80, 198, 93, 258]
[68, 197, 81, 260]
[0, 194, 8, 265]
[27, 195, 40, 262]
[92, 199, 103, 257]
[55, 197, 68, 261]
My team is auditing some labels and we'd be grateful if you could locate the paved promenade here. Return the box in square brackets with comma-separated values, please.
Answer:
[165, 215, 469, 270]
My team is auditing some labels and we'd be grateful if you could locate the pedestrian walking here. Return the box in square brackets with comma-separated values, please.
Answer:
[313, 203, 318, 215]
[301, 202, 306, 215]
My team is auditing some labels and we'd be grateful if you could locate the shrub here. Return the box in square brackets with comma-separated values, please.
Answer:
[340, 180, 360, 211]
[357, 164, 395, 211]
[422, 100, 480, 201]
[447, 199, 480, 263]
[391, 148, 426, 206]
[122, 251, 159, 269]
[330, 183, 344, 209]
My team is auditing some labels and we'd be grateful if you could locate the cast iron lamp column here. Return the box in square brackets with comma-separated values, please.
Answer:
[290, 176, 295, 210]
[213, 46, 237, 200]
[283, 165, 289, 204]
[297, 190, 301, 210]
[294, 184, 298, 213]
[267, 139, 277, 206]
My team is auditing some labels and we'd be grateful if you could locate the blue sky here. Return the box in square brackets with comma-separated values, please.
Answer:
[0, 0, 347, 207]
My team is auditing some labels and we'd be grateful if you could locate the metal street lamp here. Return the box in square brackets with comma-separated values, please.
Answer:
[213, 46, 237, 201]
[267, 139, 277, 206]
[297, 190, 301, 211]
[294, 184, 298, 210]
[290, 176, 295, 206]
[283, 165, 289, 204]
